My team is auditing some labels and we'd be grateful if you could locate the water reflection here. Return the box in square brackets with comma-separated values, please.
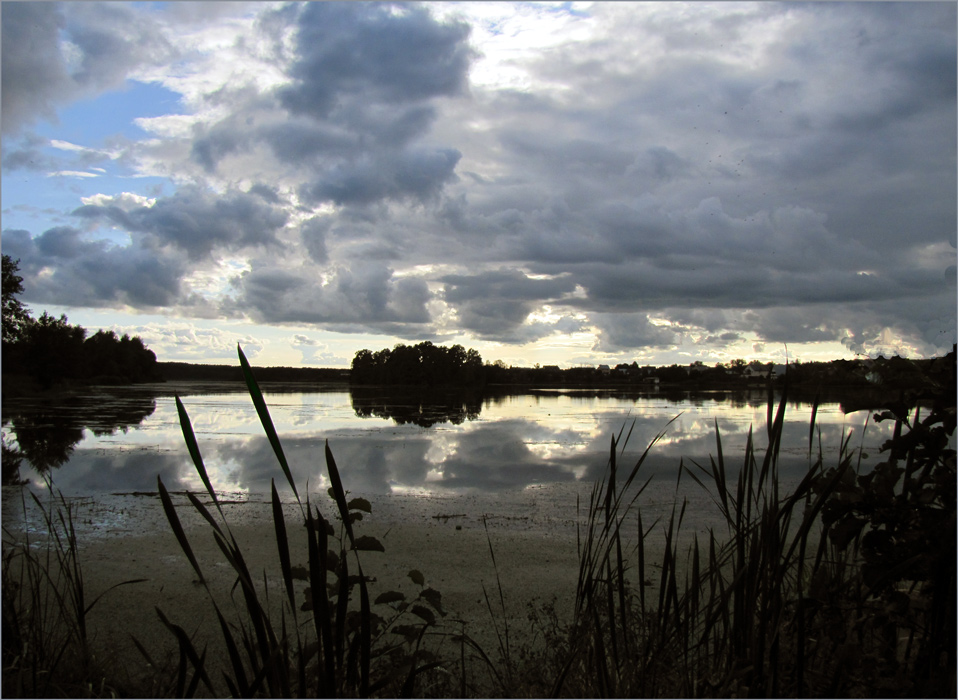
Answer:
[2, 390, 157, 485]
[0, 384, 893, 498]
[350, 387, 483, 427]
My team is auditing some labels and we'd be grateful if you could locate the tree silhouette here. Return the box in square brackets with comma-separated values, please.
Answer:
[83, 329, 159, 383]
[22, 312, 87, 389]
[2, 255, 31, 345]
[1, 256, 159, 388]
[350, 341, 484, 386]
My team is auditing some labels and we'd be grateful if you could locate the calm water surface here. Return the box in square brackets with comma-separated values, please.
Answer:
[3, 382, 892, 501]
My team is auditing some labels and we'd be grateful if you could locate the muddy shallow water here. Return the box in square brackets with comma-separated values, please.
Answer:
[2, 383, 895, 694]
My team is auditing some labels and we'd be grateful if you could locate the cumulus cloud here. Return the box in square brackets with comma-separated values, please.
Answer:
[296, 147, 462, 207]
[184, 2, 474, 210]
[2, 227, 185, 308]
[441, 268, 578, 342]
[114, 322, 265, 362]
[2, 2, 954, 362]
[1, 3, 71, 135]
[277, 3, 473, 117]
[1, 2, 173, 136]
[72, 185, 289, 259]
[299, 216, 330, 263]
[228, 261, 432, 336]
[591, 313, 682, 354]
[289, 333, 340, 365]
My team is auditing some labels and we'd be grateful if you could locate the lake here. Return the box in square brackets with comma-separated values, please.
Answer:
[2, 382, 893, 503]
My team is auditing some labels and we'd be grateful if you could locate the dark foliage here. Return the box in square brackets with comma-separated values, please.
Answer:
[351, 341, 483, 386]
[2, 254, 32, 345]
[1, 257, 159, 389]
[814, 346, 956, 694]
[152, 346, 451, 698]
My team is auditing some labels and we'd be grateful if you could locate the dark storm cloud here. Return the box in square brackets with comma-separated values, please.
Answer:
[72, 186, 289, 259]
[572, 260, 899, 312]
[228, 262, 432, 333]
[430, 3, 953, 355]
[61, 3, 173, 90]
[297, 147, 461, 207]
[189, 2, 473, 209]
[300, 216, 330, 263]
[591, 313, 681, 353]
[441, 269, 577, 341]
[1, 3, 70, 135]
[277, 2, 473, 118]
[256, 120, 359, 165]
[3, 2, 953, 358]
[247, 183, 282, 204]
[1, 2, 173, 136]
[1, 227, 185, 308]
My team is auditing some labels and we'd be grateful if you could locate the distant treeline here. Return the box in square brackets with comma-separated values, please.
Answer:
[351, 341, 484, 386]
[159, 362, 350, 384]
[483, 353, 955, 396]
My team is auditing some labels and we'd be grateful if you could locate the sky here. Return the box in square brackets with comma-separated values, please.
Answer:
[2, 1, 956, 369]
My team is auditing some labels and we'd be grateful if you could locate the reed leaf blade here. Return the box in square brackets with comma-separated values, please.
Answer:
[238, 344, 300, 502]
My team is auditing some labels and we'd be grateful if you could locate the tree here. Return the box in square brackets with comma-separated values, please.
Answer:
[350, 342, 485, 386]
[2, 255, 32, 345]
[82, 329, 159, 382]
[22, 312, 86, 388]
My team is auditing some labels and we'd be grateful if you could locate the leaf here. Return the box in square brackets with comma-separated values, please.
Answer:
[352, 535, 385, 552]
[408, 569, 425, 586]
[375, 590, 407, 605]
[301, 587, 314, 612]
[391, 625, 422, 642]
[420, 588, 445, 616]
[325, 549, 339, 573]
[348, 497, 372, 513]
[829, 515, 867, 551]
[306, 518, 335, 537]
[410, 604, 436, 625]
[290, 565, 309, 581]
[175, 396, 219, 512]
[324, 442, 355, 546]
[271, 479, 296, 613]
[238, 344, 299, 502]
[157, 476, 204, 584]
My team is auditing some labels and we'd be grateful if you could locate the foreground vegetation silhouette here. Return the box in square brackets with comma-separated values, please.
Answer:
[2, 346, 953, 697]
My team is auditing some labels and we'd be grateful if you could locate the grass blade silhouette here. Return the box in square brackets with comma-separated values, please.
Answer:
[157, 476, 204, 584]
[238, 343, 300, 503]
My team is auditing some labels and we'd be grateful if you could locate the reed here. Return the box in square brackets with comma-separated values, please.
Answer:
[539, 367, 955, 698]
[2, 484, 145, 697]
[152, 345, 449, 698]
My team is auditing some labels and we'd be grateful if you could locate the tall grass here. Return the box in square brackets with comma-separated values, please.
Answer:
[541, 370, 955, 698]
[2, 484, 146, 697]
[152, 345, 449, 698]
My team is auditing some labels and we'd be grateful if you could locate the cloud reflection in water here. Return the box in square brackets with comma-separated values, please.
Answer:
[2, 387, 893, 498]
